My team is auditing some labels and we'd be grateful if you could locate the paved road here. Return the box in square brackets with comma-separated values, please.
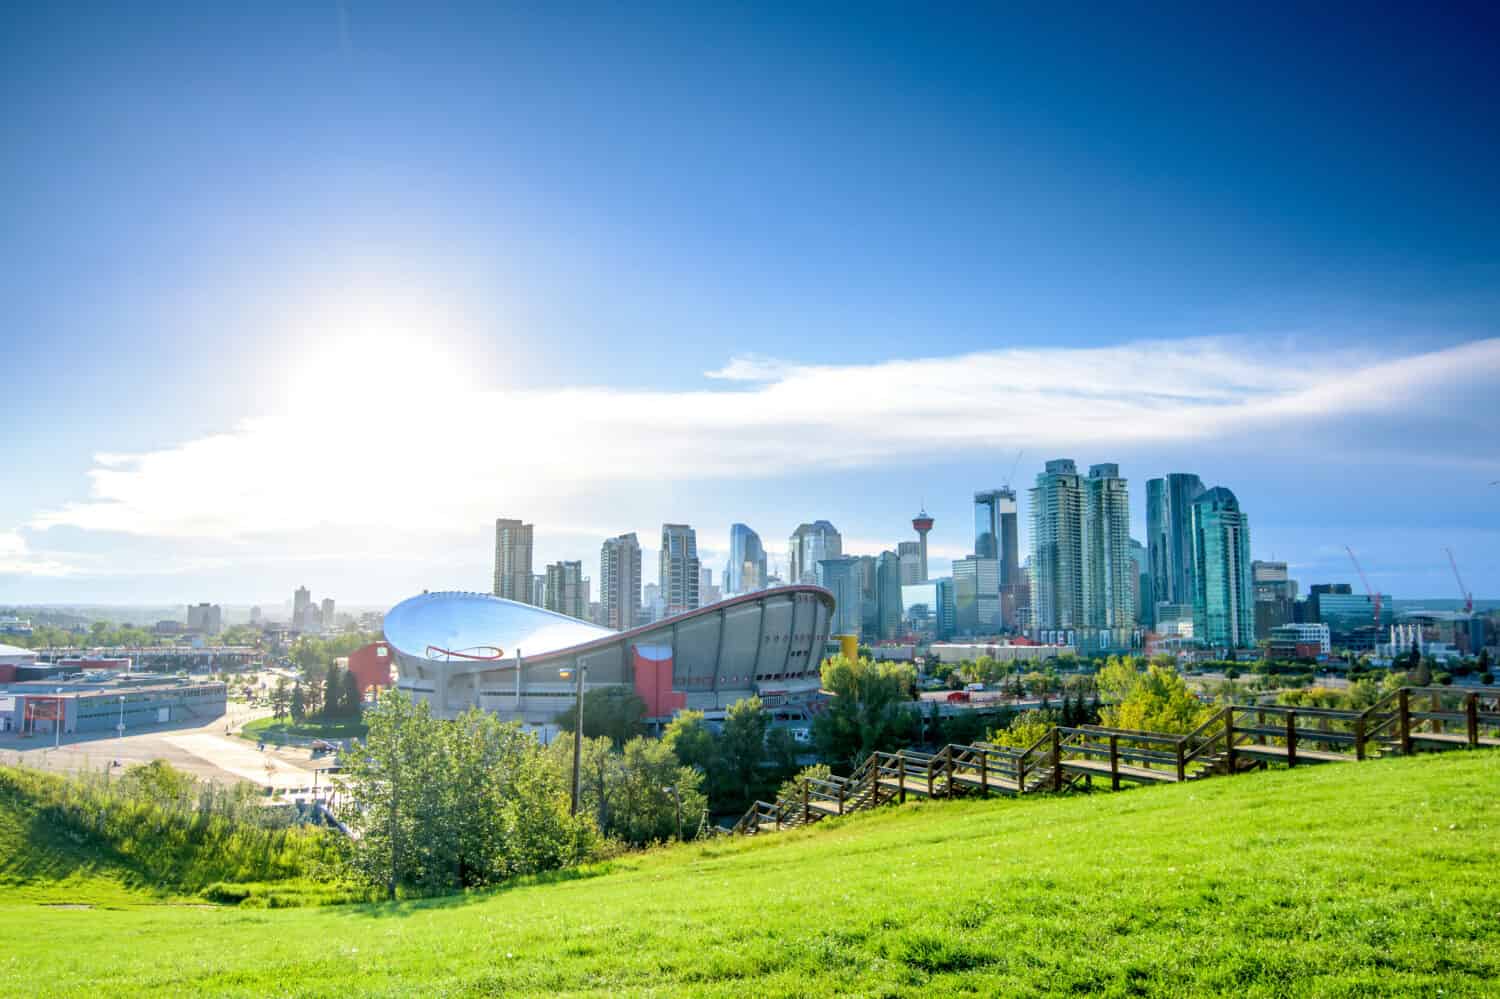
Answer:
[0, 700, 335, 793]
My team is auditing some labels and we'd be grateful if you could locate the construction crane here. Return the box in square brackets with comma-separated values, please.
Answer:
[1002, 449, 1023, 491]
[1445, 547, 1474, 615]
[1345, 546, 1382, 626]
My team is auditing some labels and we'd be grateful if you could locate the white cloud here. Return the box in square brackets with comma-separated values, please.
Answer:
[0, 531, 79, 577]
[29, 336, 1500, 545]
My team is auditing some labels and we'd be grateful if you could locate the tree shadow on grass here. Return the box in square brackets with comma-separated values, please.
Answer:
[322, 862, 621, 920]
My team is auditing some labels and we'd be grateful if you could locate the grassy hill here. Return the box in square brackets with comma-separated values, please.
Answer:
[2, 751, 1498, 996]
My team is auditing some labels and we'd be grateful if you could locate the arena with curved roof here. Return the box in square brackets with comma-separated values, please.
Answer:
[384, 585, 837, 724]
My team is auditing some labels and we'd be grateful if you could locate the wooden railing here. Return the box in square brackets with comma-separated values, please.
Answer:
[731, 687, 1500, 836]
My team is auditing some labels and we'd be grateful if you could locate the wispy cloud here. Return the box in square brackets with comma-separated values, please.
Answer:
[28, 336, 1500, 546]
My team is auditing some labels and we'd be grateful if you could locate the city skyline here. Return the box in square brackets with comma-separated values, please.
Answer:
[3, 6, 1498, 604]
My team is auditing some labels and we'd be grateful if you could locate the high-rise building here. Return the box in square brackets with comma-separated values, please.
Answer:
[1128, 538, 1151, 625]
[544, 560, 588, 620]
[659, 524, 701, 618]
[600, 532, 642, 631]
[1190, 487, 1255, 649]
[1029, 459, 1085, 632]
[249, 606, 262, 625]
[977, 488, 1022, 627]
[816, 556, 864, 638]
[1146, 474, 1205, 626]
[953, 556, 1002, 635]
[875, 550, 904, 640]
[698, 567, 722, 607]
[911, 508, 934, 582]
[1083, 463, 1135, 643]
[186, 602, 222, 635]
[531, 574, 546, 607]
[897, 541, 924, 585]
[724, 523, 767, 595]
[493, 518, 535, 604]
[320, 598, 335, 628]
[1252, 560, 1298, 639]
[901, 577, 955, 640]
[293, 586, 312, 630]
[642, 582, 664, 623]
[788, 521, 842, 584]
[855, 554, 880, 637]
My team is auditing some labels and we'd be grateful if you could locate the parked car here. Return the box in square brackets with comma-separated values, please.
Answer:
[946, 690, 971, 704]
[964, 682, 986, 692]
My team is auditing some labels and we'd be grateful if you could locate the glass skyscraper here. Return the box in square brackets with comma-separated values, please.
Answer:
[953, 555, 1002, 635]
[816, 556, 864, 638]
[724, 523, 767, 595]
[1029, 460, 1085, 631]
[1146, 473, 1205, 626]
[1190, 487, 1255, 649]
[1083, 463, 1135, 640]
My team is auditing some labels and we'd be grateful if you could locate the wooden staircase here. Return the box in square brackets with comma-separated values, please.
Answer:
[732, 686, 1500, 837]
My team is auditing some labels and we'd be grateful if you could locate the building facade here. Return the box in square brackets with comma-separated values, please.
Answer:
[953, 556, 1002, 636]
[544, 560, 589, 620]
[659, 524, 701, 618]
[600, 532, 643, 632]
[816, 556, 864, 638]
[493, 518, 535, 604]
[1190, 487, 1255, 649]
[1029, 459, 1085, 631]
[788, 521, 842, 585]
[186, 602, 222, 635]
[1082, 463, 1135, 644]
[724, 523, 767, 595]
[875, 550, 904, 640]
[1146, 473, 1205, 628]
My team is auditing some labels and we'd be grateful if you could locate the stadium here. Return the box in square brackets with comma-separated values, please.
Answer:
[384, 585, 837, 726]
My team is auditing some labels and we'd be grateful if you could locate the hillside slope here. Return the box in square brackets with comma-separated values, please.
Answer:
[3, 751, 1498, 997]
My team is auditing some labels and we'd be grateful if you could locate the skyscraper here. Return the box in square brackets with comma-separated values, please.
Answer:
[788, 521, 842, 584]
[952, 556, 1001, 635]
[292, 586, 311, 630]
[1252, 560, 1298, 638]
[1082, 463, 1135, 641]
[1190, 487, 1255, 649]
[816, 555, 864, 638]
[1146, 474, 1205, 625]
[897, 541, 923, 585]
[600, 532, 642, 632]
[659, 524, 701, 618]
[875, 550, 904, 640]
[493, 518, 535, 604]
[1029, 459, 1085, 633]
[724, 523, 767, 595]
[320, 597, 335, 628]
[911, 508, 933, 582]
[544, 560, 588, 620]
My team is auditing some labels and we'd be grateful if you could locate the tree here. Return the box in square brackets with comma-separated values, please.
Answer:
[812, 654, 917, 766]
[988, 709, 1056, 749]
[325, 663, 347, 718]
[271, 677, 291, 720]
[716, 697, 770, 802]
[614, 737, 706, 844]
[290, 683, 306, 723]
[552, 687, 648, 747]
[342, 670, 362, 719]
[1099, 664, 1214, 735]
[663, 709, 718, 774]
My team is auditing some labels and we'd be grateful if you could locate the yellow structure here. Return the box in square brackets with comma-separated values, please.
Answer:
[838, 634, 859, 662]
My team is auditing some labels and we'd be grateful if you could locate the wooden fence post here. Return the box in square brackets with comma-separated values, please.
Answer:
[1109, 734, 1120, 791]
[1432, 692, 1442, 735]
[979, 748, 989, 797]
[802, 782, 810, 825]
[897, 751, 906, 804]
[1175, 738, 1186, 782]
[1285, 710, 1298, 768]
[1224, 707, 1237, 773]
[945, 748, 954, 798]
[1354, 713, 1366, 761]
[838, 781, 846, 815]
[1051, 728, 1063, 792]
[1467, 693, 1479, 749]
[1398, 689, 1412, 754]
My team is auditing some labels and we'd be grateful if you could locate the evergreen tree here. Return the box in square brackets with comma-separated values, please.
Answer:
[325, 663, 346, 718]
[290, 683, 305, 723]
[343, 670, 362, 719]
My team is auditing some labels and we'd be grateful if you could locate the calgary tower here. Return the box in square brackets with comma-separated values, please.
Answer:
[911, 507, 934, 583]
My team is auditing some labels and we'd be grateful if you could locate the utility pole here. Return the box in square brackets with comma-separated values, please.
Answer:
[565, 665, 588, 815]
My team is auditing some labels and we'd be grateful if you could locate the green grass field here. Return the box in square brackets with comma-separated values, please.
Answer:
[2, 751, 1498, 997]
[239, 715, 367, 743]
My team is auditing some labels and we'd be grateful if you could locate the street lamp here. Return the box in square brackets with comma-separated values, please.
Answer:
[117, 695, 126, 738]
[559, 664, 588, 815]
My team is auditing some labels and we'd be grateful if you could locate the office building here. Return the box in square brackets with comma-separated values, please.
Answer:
[953, 556, 1002, 636]
[724, 524, 767, 595]
[699, 567, 721, 607]
[544, 560, 589, 620]
[293, 586, 312, 630]
[788, 521, 842, 584]
[875, 550, 904, 640]
[659, 524, 701, 618]
[1253, 560, 1298, 639]
[1268, 623, 1331, 660]
[1128, 538, 1150, 625]
[855, 555, 880, 637]
[320, 598, 335, 628]
[186, 602, 222, 635]
[531, 574, 546, 607]
[1189, 487, 1255, 649]
[897, 541, 924, 585]
[817, 556, 864, 638]
[1083, 463, 1135, 643]
[1146, 473, 1205, 628]
[975, 488, 1020, 583]
[1029, 460, 1085, 631]
[493, 518, 535, 604]
[600, 532, 643, 632]
[1310, 590, 1391, 649]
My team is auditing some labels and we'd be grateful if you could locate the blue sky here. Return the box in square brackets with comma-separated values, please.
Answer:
[2, 3, 1497, 610]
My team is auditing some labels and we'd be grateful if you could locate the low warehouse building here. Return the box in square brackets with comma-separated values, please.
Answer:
[0, 676, 226, 736]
